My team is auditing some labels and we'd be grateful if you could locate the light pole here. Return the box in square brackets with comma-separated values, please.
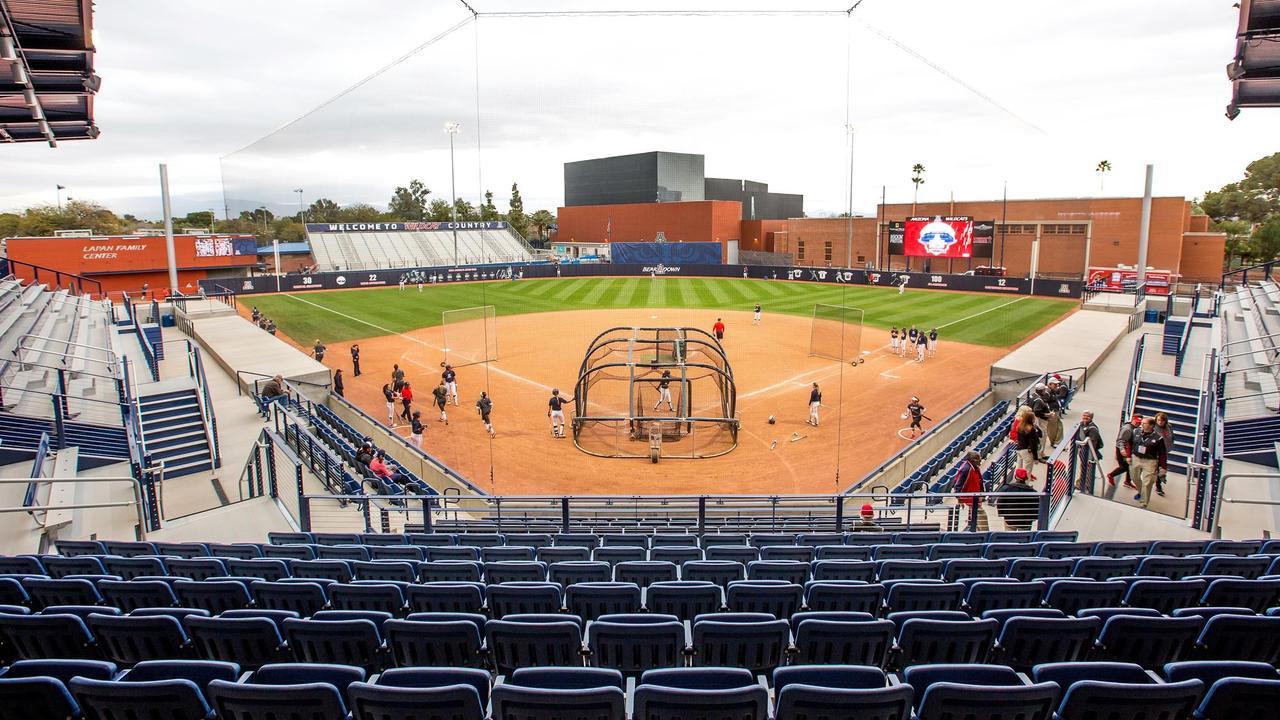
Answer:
[257, 206, 269, 236]
[56, 184, 65, 211]
[294, 188, 305, 224]
[445, 121, 460, 266]
[208, 209, 217, 233]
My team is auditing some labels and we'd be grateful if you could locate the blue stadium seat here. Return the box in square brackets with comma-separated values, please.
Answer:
[283, 617, 386, 669]
[985, 543, 1041, 560]
[1150, 541, 1210, 557]
[225, 558, 290, 581]
[154, 542, 212, 558]
[815, 546, 873, 561]
[942, 558, 1008, 581]
[0, 556, 44, 576]
[844, 533, 894, 546]
[89, 613, 191, 665]
[773, 665, 912, 720]
[386, 615, 485, 667]
[681, 561, 746, 588]
[1044, 579, 1126, 615]
[1201, 578, 1280, 612]
[1039, 542, 1094, 559]
[103, 541, 157, 558]
[810, 560, 877, 582]
[1195, 614, 1280, 664]
[554, 533, 602, 549]
[207, 663, 364, 720]
[592, 547, 646, 567]
[1204, 540, 1262, 556]
[1200, 555, 1271, 579]
[587, 613, 687, 676]
[166, 558, 228, 581]
[746, 560, 810, 584]
[761, 546, 815, 563]
[1093, 541, 1151, 558]
[891, 618, 997, 670]
[405, 581, 485, 614]
[70, 676, 214, 720]
[1137, 555, 1204, 580]
[549, 561, 612, 585]
[487, 582, 563, 617]
[55, 540, 107, 556]
[632, 682, 769, 720]
[1194, 677, 1280, 720]
[652, 534, 700, 548]
[929, 543, 986, 561]
[0, 676, 81, 720]
[692, 616, 789, 674]
[261, 544, 316, 561]
[455, 533, 505, 548]
[1093, 614, 1203, 668]
[650, 547, 704, 565]
[1055, 678, 1204, 720]
[491, 683, 625, 720]
[876, 560, 943, 581]
[98, 579, 177, 611]
[792, 616, 893, 667]
[205, 543, 263, 559]
[252, 580, 328, 616]
[425, 546, 482, 562]
[883, 581, 963, 614]
[991, 615, 1101, 671]
[405, 533, 457, 547]
[0, 612, 95, 659]
[566, 582, 642, 621]
[348, 668, 489, 720]
[42, 556, 108, 577]
[290, 559, 354, 582]
[1072, 556, 1141, 580]
[328, 582, 405, 615]
[186, 616, 289, 670]
[964, 580, 1045, 614]
[804, 581, 884, 614]
[504, 533, 554, 548]
[485, 618, 584, 674]
[643, 581, 724, 621]
[0, 658, 117, 683]
[614, 561, 679, 588]
[509, 666, 624, 690]
[1164, 660, 1280, 685]
[173, 579, 253, 614]
[23, 577, 102, 608]
[725, 580, 803, 618]
[349, 560, 415, 584]
[482, 546, 536, 562]
[485, 561, 548, 584]
[871, 545, 928, 561]
[705, 545, 760, 564]
[1123, 578, 1208, 614]
[368, 546, 426, 562]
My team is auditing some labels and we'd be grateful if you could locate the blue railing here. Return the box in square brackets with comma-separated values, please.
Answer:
[22, 432, 52, 510]
[1121, 334, 1146, 422]
[1221, 259, 1275, 287]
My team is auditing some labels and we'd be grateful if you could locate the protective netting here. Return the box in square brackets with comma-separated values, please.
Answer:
[441, 305, 498, 367]
[810, 304, 864, 363]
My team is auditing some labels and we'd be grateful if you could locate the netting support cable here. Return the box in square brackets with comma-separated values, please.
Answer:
[457, 0, 480, 16]
[834, 289, 846, 492]
[473, 17, 484, 206]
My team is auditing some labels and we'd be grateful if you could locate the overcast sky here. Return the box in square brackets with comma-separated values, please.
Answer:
[0, 0, 1273, 219]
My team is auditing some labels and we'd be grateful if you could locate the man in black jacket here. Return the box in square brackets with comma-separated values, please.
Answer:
[1075, 410, 1104, 493]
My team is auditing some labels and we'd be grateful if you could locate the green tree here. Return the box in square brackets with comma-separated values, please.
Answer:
[506, 182, 529, 237]
[307, 198, 341, 222]
[335, 203, 384, 222]
[1216, 219, 1254, 268]
[911, 163, 926, 210]
[11, 200, 129, 236]
[426, 198, 454, 222]
[270, 219, 305, 244]
[388, 179, 431, 220]
[454, 198, 478, 221]
[479, 190, 501, 221]
[1096, 160, 1112, 192]
[1251, 216, 1280, 263]
[0, 212, 21, 237]
[1202, 152, 1280, 223]
[528, 209, 555, 239]
[177, 210, 215, 229]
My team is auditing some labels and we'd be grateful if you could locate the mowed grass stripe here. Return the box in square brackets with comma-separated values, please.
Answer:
[250, 277, 1074, 347]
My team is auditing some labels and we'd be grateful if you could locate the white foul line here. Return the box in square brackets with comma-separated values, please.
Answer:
[936, 295, 1030, 330]
[281, 293, 555, 393]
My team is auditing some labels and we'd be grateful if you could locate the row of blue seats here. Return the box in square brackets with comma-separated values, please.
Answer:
[311, 403, 437, 497]
[3, 659, 1275, 720]
[280, 420, 366, 498]
[296, 419, 416, 500]
[4, 602, 1280, 675]
[13, 552, 1280, 587]
[5, 573, 1280, 623]
[893, 401, 1013, 497]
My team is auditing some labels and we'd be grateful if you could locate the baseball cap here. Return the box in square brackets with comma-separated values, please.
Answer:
[1034, 382, 1047, 390]
[1014, 468, 1030, 480]
[1131, 412, 1143, 423]
[860, 503, 874, 519]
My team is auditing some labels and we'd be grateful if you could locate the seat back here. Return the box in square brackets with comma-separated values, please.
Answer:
[0, 613, 95, 659]
[207, 679, 349, 720]
[643, 581, 723, 622]
[1196, 614, 1280, 664]
[71, 677, 211, 720]
[894, 619, 997, 670]
[692, 618, 789, 674]
[405, 582, 484, 614]
[804, 582, 884, 614]
[89, 614, 189, 666]
[283, 618, 384, 669]
[1195, 677, 1280, 720]
[1056, 679, 1203, 720]
[587, 615, 686, 676]
[918, 681, 1060, 720]
[549, 561, 612, 586]
[487, 582, 563, 617]
[725, 581, 803, 618]
[993, 616, 1101, 672]
[174, 579, 252, 614]
[566, 582, 642, 621]
[1095, 615, 1203, 669]
[491, 684, 626, 720]
[347, 682, 485, 720]
[385, 618, 484, 668]
[484, 619, 583, 675]
[793, 618, 894, 667]
[884, 582, 963, 614]
[186, 617, 287, 670]
[632, 684, 770, 720]
[614, 561, 679, 588]
[774, 684, 913, 720]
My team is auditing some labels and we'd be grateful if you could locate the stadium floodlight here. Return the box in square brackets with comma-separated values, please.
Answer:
[444, 122, 461, 265]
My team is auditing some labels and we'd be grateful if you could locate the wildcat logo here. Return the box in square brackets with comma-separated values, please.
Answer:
[335, 276, 347, 286]
[241, 280, 253, 291]
[1059, 283, 1070, 294]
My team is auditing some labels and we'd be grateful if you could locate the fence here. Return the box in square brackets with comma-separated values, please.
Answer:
[1220, 259, 1275, 288]
[294, 490, 1050, 535]
[236, 427, 304, 528]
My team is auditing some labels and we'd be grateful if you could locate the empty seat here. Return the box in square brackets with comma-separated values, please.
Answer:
[405, 582, 484, 614]
[872, 545, 928, 561]
[1150, 540, 1209, 557]
[1137, 555, 1204, 580]
[745, 560, 809, 584]
[348, 668, 489, 720]
[537, 546, 591, 564]
[0, 613, 95, 659]
[892, 618, 997, 670]
[761, 546, 815, 563]
[804, 581, 884, 614]
[225, 558, 290, 581]
[811, 560, 876, 582]
[166, 558, 227, 581]
[652, 534, 699, 547]
[174, 579, 253, 614]
[492, 682, 625, 719]
[350, 560, 417, 583]
[592, 547, 646, 566]
[329, 583, 405, 615]
[1093, 541, 1151, 558]
[632, 682, 769, 720]
[1040, 542, 1094, 559]
[504, 533, 553, 548]
[566, 582, 641, 621]
[89, 613, 191, 665]
[0, 676, 81, 720]
[484, 561, 548, 584]
[262, 544, 316, 561]
[368, 546, 425, 562]
[649, 547, 703, 565]
[549, 561, 612, 586]
[773, 665, 912, 720]
[1123, 578, 1207, 614]
[23, 578, 101, 608]
[991, 615, 1101, 671]
[207, 663, 364, 720]
[587, 613, 687, 676]
[386, 614, 485, 667]
[644, 581, 724, 621]
[1055, 677, 1204, 720]
[425, 547, 482, 562]
[876, 560, 942, 581]
[792, 615, 894, 667]
[70, 675, 214, 720]
[705, 546, 760, 564]
[290, 559, 353, 582]
[1195, 614, 1280, 664]
[884, 581, 963, 614]
[482, 546, 536, 562]
[456, 533, 505, 548]
[1093, 614, 1203, 668]
[1202, 578, 1280, 612]
[1200, 555, 1270, 579]
[964, 580, 1045, 615]
[1204, 540, 1262, 556]
[942, 558, 1008, 581]
[186, 616, 290, 670]
[816, 546, 872, 561]
[284, 617, 386, 669]
[487, 582, 563, 617]
[485, 618, 584, 675]
[1044, 579, 1126, 615]
[1073, 556, 1140, 580]
[681, 561, 746, 587]
[928, 543, 985, 560]
[252, 580, 328, 616]
[43, 555, 106, 578]
[692, 616, 789, 674]
[725, 581, 803, 618]
[1193, 677, 1280, 719]
[614, 561, 678, 588]
[102, 556, 167, 579]
[906, 663, 1060, 720]
[984, 542, 1039, 560]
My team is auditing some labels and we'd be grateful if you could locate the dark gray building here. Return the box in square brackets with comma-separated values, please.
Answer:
[564, 151, 705, 206]
[704, 178, 804, 220]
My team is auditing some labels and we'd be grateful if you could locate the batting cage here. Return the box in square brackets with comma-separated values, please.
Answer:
[441, 305, 498, 367]
[572, 327, 739, 461]
[809, 304, 865, 363]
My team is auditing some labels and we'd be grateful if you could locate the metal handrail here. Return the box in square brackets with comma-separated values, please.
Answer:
[0, 474, 151, 540]
[17, 334, 118, 364]
[1212, 471, 1280, 538]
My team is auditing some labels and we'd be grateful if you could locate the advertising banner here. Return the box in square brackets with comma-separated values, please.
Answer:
[971, 220, 995, 259]
[886, 221, 905, 256]
[903, 216, 974, 258]
[1086, 267, 1174, 296]
[304, 221, 509, 233]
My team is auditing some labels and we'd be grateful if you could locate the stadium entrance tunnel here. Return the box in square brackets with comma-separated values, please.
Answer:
[572, 326, 739, 460]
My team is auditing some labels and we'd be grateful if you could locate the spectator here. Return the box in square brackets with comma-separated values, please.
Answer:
[1014, 406, 1042, 476]
[259, 375, 287, 415]
[1044, 378, 1065, 445]
[368, 450, 394, 481]
[354, 440, 375, 471]
[1107, 413, 1141, 492]
[1050, 374, 1071, 415]
[251, 307, 260, 323]
[266, 319, 277, 336]
[332, 369, 344, 398]
[313, 339, 326, 363]
[996, 467, 1039, 530]
[953, 450, 988, 531]
[1154, 411, 1173, 497]
[1131, 416, 1167, 508]
[1074, 410, 1104, 494]
[851, 504, 879, 532]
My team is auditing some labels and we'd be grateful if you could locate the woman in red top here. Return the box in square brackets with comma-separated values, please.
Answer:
[954, 450, 988, 530]
[712, 318, 725, 340]
[399, 382, 413, 422]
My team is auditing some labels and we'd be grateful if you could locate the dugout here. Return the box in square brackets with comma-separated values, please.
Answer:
[572, 326, 739, 461]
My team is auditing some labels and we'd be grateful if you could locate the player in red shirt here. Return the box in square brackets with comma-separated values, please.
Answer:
[712, 318, 725, 340]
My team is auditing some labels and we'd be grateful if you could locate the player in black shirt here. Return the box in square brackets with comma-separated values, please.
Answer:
[432, 382, 449, 424]
[351, 344, 361, 377]
[409, 411, 425, 449]
[548, 388, 574, 438]
[442, 365, 459, 406]
[382, 384, 397, 426]
[808, 383, 822, 426]
[652, 370, 675, 412]
[313, 340, 326, 362]
[906, 396, 931, 437]
[476, 392, 495, 436]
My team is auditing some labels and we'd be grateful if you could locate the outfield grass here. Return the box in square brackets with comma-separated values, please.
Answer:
[247, 277, 1076, 348]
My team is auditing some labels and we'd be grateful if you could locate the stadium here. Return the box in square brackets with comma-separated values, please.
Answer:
[0, 1, 1279, 718]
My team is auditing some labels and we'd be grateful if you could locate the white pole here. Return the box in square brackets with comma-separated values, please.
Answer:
[158, 164, 179, 294]
[1136, 164, 1154, 285]
[274, 239, 281, 293]
[448, 126, 459, 266]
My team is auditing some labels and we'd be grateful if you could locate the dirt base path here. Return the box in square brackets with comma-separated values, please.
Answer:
[281, 307, 1003, 496]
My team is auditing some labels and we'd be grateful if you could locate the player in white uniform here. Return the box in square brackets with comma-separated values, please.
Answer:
[752, 303, 762, 325]
[652, 370, 675, 411]
[898, 274, 909, 295]
[916, 330, 928, 362]
[890, 326, 900, 356]
[442, 364, 459, 406]
[548, 388, 573, 438]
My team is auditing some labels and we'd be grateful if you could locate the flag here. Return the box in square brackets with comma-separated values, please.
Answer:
[56, 184, 65, 190]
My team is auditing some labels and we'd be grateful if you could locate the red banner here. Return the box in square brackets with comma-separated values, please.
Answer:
[1086, 267, 1174, 296]
[903, 216, 973, 258]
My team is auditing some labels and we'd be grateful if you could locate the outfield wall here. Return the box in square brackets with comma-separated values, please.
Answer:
[202, 262, 1086, 299]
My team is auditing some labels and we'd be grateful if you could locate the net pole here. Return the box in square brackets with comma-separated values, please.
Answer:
[834, 290, 846, 493]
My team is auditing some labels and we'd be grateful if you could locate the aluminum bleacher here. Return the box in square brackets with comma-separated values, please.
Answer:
[306, 223, 536, 272]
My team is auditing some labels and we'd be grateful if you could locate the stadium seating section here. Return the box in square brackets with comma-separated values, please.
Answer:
[307, 228, 535, 272]
[1, 532, 1279, 717]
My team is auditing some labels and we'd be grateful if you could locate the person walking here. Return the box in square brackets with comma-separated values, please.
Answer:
[409, 410, 425, 449]
[1014, 406, 1042, 477]
[351, 344, 361, 377]
[1107, 413, 1141, 491]
[1074, 410, 1104, 494]
[807, 382, 822, 426]
[313, 340, 326, 363]
[399, 382, 413, 423]
[383, 384, 397, 427]
[548, 388, 573, 438]
[391, 364, 406, 391]
[476, 391, 495, 437]
[752, 303, 762, 325]
[442, 365, 459, 406]
[1154, 411, 1173, 497]
[712, 318, 726, 341]
[432, 381, 449, 424]
[333, 369, 344, 398]
[953, 450, 988, 530]
[1130, 416, 1167, 508]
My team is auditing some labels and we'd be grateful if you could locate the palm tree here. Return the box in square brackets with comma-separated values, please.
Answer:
[911, 164, 926, 213]
[1095, 160, 1112, 193]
